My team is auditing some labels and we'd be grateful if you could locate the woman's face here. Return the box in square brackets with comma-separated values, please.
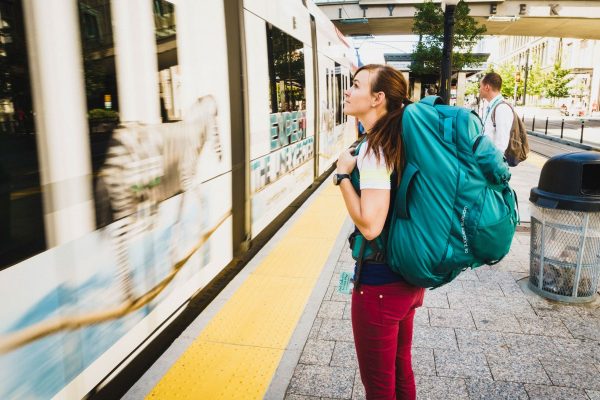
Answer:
[344, 70, 375, 117]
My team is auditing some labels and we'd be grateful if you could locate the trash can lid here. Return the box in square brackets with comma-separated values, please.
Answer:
[530, 151, 600, 212]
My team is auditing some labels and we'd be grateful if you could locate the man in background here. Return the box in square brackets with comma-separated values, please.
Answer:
[479, 72, 513, 152]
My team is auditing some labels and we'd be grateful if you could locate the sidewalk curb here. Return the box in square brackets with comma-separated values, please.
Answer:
[527, 130, 600, 152]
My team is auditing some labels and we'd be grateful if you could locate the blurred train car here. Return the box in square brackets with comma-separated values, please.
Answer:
[0, 0, 356, 398]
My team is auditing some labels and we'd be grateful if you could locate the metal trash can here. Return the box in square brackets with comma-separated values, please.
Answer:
[529, 152, 600, 303]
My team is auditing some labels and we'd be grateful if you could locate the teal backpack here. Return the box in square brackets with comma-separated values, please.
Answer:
[350, 96, 518, 288]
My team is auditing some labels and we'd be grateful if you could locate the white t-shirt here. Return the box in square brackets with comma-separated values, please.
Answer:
[356, 142, 392, 190]
[482, 94, 513, 152]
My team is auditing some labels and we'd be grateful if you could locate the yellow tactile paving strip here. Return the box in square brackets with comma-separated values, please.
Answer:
[147, 183, 347, 399]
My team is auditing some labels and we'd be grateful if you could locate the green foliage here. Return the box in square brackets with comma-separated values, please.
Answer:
[526, 62, 545, 97]
[410, 0, 487, 77]
[496, 63, 523, 99]
[543, 64, 571, 100]
[465, 80, 480, 96]
[88, 108, 119, 121]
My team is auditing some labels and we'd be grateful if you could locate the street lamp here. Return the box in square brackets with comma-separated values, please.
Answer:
[439, 0, 459, 104]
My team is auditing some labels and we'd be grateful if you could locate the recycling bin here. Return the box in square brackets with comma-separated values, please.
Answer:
[529, 152, 600, 303]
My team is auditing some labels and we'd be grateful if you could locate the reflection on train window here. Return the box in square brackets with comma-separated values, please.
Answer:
[78, 0, 119, 173]
[0, 0, 46, 270]
[154, 0, 180, 122]
[335, 62, 342, 125]
[266, 23, 306, 114]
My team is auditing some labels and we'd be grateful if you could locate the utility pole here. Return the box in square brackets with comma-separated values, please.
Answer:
[523, 48, 530, 106]
[439, 0, 458, 104]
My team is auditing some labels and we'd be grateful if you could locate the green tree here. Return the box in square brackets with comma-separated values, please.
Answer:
[410, 0, 486, 78]
[543, 64, 571, 101]
[526, 62, 545, 98]
[496, 63, 523, 100]
[465, 80, 480, 96]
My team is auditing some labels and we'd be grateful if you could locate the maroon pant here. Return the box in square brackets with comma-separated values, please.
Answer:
[351, 281, 425, 400]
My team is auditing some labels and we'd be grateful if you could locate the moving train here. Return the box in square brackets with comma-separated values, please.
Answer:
[0, 0, 356, 398]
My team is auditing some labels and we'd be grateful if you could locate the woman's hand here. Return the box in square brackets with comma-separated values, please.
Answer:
[337, 148, 357, 174]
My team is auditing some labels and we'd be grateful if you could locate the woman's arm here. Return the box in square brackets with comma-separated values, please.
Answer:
[336, 148, 390, 240]
[338, 182, 389, 240]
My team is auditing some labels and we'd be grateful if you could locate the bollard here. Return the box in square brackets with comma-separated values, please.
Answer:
[545, 117, 549, 135]
[580, 120, 585, 144]
[561, 119, 564, 138]
[532, 116, 536, 131]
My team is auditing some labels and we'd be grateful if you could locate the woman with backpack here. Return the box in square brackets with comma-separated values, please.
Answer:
[334, 64, 425, 399]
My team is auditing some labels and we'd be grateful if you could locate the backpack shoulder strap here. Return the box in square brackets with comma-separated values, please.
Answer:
[491, 101, 514, 127]
[420, 95, 445, 107]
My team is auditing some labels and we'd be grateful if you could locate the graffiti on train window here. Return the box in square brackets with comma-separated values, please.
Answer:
[251, 136, 314, 194]
[269, 110, 307, 151]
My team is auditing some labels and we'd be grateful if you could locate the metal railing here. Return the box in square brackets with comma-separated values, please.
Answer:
[520, 115, 599, 148]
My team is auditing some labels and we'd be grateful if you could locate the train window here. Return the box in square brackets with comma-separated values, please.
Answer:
[0, 0, 46, 270]
[78, 1, 119, 228]
[266, 23, 306, 114]
[335, 62, 342, 125]
[153, 0, 180, 122]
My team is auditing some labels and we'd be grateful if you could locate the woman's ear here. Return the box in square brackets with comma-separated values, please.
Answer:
[371, 91, 386, 108]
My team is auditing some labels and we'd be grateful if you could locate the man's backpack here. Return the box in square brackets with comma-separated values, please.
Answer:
[384, 96, 518, 288]
[491, 101, 530, 166]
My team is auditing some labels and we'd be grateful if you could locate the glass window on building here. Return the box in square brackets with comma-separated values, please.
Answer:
[154, 0, 179, 122]
[0, 0, 46, 270]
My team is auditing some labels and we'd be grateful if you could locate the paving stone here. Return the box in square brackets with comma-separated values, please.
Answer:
[540, 358, 600, 390]
[412, 326, 457, 350]
[317, 301, 346, 319]
[284, 394, 320, 400]
[308, 318, 323, 340]
[551, 337, 599, 363]
[342, 302, 351, 320]
[455, 328, 510, 355]
[475, 269, 517, 284]
[318, 319, 354, 342]
[471, 310, 522, 333]
[299, 339, 335, 365]
[447, 292, 536, 316]
[587, 389, 600, 400]
[329, 285, 351, 302]
[486, 354, 550, 384]
[503, 332, 562, 359]
[415, 375, 469, 400]
[423, 291, 449, 308]
[465, 378, 528, 400]
[525, 384, 590, 400]
[563, 317, 600, 341]
[430, 279, 464, 293]
[413, 307, 430, 326]
[287, 364, 355, 399]
[412, 347, 435, 376]
[576, 306, 600, 319]
[330, 341, 358, 369]
[516, 316, 572, 338]
[456, 269, 479, 281]
[429, 308, 475, 329]
[461, 280, 505, 296]
[434, 349, 492, 379]
[352, 368, 365, 400]
[499, 281, 526, 297]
